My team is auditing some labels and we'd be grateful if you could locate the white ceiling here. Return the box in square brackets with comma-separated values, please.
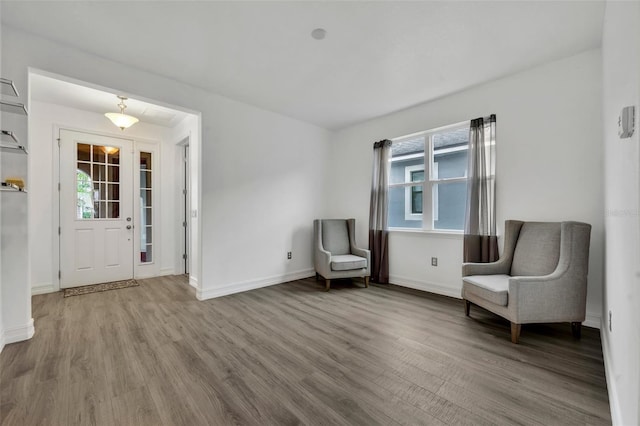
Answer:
[2, 1, 605, 130]
[30, 73, 191, 128]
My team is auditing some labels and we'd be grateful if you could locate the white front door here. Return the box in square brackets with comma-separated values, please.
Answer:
[59, 129, 134, 288]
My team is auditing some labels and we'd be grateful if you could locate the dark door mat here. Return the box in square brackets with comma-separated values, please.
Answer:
[63, 279, 139, 297]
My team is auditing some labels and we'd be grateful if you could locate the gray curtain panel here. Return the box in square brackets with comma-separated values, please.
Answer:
[464, 115, 498, 263]
[369, 139, 392, 283]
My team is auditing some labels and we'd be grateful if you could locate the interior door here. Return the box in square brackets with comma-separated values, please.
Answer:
[59, 129, 134, 288]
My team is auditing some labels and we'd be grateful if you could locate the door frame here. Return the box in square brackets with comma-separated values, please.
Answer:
[30, 63, 202, 297]
[176, 137, 190, 275]
[53, 125, 163, 289]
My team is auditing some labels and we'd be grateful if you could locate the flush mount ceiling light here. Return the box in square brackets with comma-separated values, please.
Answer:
[105, 95, 139, 130]
[311, 28, 327, 40]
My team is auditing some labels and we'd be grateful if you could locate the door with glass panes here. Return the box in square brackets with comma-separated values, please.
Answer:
[59, 129, 133, 288]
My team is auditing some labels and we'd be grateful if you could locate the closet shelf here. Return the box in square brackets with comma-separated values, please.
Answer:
[1, 130, 19, 144]
[0, 78, 19, 97]
[0, 144, 28, 154]
[0, 99, 28, 115]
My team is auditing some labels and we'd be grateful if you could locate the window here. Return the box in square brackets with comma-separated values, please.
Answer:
[388, 123, 469, 231]
[140, 151, 153, 263]
[76, 143, 120, 219]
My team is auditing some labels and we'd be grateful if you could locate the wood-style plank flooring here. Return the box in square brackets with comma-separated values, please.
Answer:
[0, 275, 611, 425]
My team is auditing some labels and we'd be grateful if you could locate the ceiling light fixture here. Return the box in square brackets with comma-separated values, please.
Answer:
[105, 95, 139, 130]
[311, 28, 327, 40]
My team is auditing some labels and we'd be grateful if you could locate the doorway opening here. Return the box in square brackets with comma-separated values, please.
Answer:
[28, 69, 201, 295]
[179, 138, 190, 275]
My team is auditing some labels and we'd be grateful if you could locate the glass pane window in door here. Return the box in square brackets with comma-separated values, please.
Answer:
[140, 152, 152, 170]
[76, 170, 94, 219]
[77, 143, 121, 219]
[77, 143, 91, 161]
[140, 151, 153, 263]
[141, 244, 153, 263]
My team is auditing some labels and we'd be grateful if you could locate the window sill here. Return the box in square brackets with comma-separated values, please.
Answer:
[388, 228, 464, 239]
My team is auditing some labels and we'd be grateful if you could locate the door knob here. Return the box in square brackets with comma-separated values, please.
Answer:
[126, 225, 132, 230]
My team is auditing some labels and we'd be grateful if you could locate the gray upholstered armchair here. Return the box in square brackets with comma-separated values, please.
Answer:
[462, 220, 591, 343]
[314, 219, 371, 291]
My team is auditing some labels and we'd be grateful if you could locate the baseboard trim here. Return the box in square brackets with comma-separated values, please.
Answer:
[0, 327, 4, 353]
[389, 275, 462, 299]
[601, 326, 622, 425]
[584, 312, 601, 329]
[189, 275, 198, 289]
[160, 268, 174, 276]
[197, 269, 315, 300]
[32, 282, 56, 295]
[3, 318, 35, 346]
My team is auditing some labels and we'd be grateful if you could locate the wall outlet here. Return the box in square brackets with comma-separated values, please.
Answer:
[431, 257, 438, 267]
[287, 251, 292, 260]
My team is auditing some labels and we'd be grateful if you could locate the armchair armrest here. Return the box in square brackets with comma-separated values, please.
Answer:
[351, 246, 371, 275]
[314, 246, 332, 277]
[508, 266, 587, 323]
[351, 246, 369, 259]
[462, 258, 511, 277]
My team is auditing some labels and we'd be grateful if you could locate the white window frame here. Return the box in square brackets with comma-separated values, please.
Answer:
[389, 121, 470, 231]
[404, 164, 424, 221]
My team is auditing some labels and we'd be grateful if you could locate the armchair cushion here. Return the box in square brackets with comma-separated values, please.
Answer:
[321, 220, 350, 255]
[331, 254, 368, 271]
[463, 274, 510, 306]
[510, 222, 561, 276]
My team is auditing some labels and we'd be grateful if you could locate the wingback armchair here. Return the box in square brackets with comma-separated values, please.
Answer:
[462, 220, 591, 343]
[314, 219, 371, 291]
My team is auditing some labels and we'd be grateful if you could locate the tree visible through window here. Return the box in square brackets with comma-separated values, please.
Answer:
[77, 170, 94, 219]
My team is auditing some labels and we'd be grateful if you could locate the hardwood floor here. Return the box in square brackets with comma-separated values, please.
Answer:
[1, 275, 611, 425]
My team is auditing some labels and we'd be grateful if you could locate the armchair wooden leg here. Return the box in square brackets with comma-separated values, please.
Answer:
[510, 322, 521, 344]
[464, 300, 470, 316]
[364, 276, 369, 288]
[325, 279, 331, 292]
[571, 322, 582, 339]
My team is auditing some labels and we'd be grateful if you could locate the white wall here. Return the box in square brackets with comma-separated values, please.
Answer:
[0, 25, 332, 343]
[0, 11, 4, 353]
[1, 25, 32, 348]
[328, 49, 604, 327]
[28, 100, 184, 294]
[601, 1, 640, 425]
[199, 95, 331, 298]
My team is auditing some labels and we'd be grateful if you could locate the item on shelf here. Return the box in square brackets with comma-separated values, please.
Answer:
[4, 177, 25, 189]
